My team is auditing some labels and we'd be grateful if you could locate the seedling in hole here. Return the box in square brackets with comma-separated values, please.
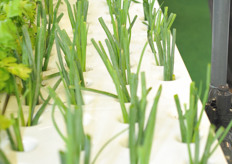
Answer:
[63, 0, 89, 72]
[129, 72, 162, 164]
[92, 33, 148, 123]
[174, 64, 232, 163]
[48, 63, 91, 164]
[144, 5, 176, 80]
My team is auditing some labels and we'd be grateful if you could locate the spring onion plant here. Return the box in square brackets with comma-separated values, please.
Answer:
[142, 0, 150, 21]
[62, 0, 89, 73]
[174, 65, 232, 163]
[48, 66, 91, 164]
[6, 115, 24, 152]
[144, 6, 176, 80]
[40, 0, 64, 71]
[92, 32, 148, 123]
[0, 149, 10, 164]
[103, 0, 137, 84]
[129, 72, 162, 164]
[17, 19, 62, 126]
[174, 65, 211, 143]
[55, 28, 84, 105]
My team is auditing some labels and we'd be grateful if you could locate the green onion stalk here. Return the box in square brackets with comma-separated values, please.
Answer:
[0, 114, 24, 154]
[63, 0, 89, 73]
[48, 62, 91, 164]
[174, 65, 232, 163]
[145, 6, 176, 68]
[91, 34, 148, 123]
[129, 72, 162, 164]
[41, 0, 64, 71]
[103, 0, 137, 84]
[19, 20, 61, 126]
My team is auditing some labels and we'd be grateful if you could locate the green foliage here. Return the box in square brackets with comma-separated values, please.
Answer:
[0, 149, 10, 164]
[0, 19, 17, 49]
[0, 0, 37, 52]
[41, 0, 63, 71]
[0, 114, 13, 130]
[62, 0, 88, 72]
[144, 5, 176, 69]
[0, 0, 36, 94]
[0, 57, 31, 93]
[129, 72, 162, 164]
[48, 71, 91, 164]
[174, 65, 232, 163]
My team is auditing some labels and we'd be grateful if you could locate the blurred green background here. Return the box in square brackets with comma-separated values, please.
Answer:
[157, 0, 212, 100]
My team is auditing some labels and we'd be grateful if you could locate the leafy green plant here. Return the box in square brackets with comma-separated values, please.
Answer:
[0, 115, 12, 163]
[0, 0, 61, 126]
[0, 0, 36, 114]
[0, 57, 31, 94]
[129, 72, 162, 164]
[174, 65, 232, 163]
[0, 0, 37, 54]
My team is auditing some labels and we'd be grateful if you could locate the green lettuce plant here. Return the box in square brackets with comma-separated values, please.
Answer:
[0, 0, 36, 113]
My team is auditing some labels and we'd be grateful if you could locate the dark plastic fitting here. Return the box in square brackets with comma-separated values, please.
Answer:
[216, 84, 232, 127]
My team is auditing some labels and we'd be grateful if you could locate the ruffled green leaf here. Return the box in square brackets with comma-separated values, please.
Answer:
[0, 19, 18, 49]
[0, 115, 13, 130]
[0, 68, 10, 90]
[3, 0, 36, 21]
[0, 48, 8, 60]
[0, 57, 31, 80]
[7, 63, 31, 80]
[3, 0, 22, 18]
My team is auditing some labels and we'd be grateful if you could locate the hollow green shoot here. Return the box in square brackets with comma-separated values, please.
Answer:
[129, 72, 162, 164]
[63, 0, 89, 72]
[145, 6, 176, 78]
[48, 64, 91, 164]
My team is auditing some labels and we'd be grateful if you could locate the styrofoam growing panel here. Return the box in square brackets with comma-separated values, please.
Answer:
[0, 0, 227, 163]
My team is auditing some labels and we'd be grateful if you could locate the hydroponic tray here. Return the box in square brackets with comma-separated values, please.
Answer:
[0, 0, 227, 163]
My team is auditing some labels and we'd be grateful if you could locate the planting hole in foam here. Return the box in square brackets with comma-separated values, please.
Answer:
[119, 136, 129, 148]
[22, 137, 38, 152]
